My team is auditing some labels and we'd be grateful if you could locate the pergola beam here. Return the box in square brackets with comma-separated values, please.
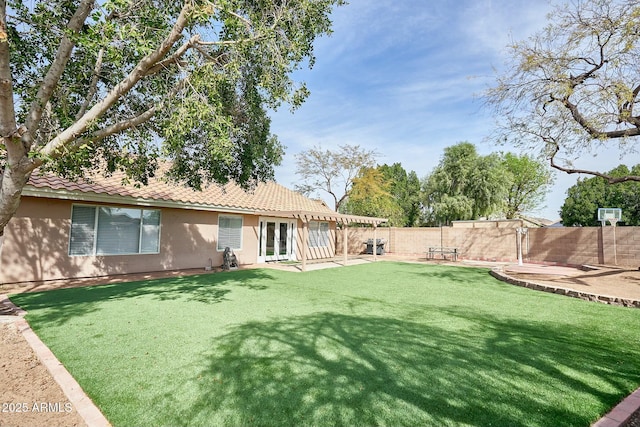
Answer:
[255, 210, 387, 226]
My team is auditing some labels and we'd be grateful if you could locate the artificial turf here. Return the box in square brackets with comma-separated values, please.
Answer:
[9, 262, 640, 426]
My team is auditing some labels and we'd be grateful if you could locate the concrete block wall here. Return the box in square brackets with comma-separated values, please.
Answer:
[336, 227, 392, 255]
[336, 225, 640, 267]
[447, 227, 517, 262]
[608, 227, 640, 266]
[388, 228, 441, 254]
[526, 228, 602, 266]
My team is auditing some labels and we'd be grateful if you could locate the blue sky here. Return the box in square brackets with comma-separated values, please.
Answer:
[269, 0, 630, 220]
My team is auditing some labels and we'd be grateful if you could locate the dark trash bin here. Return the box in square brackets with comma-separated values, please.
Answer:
[364, 239, 385, 255]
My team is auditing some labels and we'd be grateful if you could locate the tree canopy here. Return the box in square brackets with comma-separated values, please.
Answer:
[560, 164, 640, 226]
[0, 0, 344, 240]
[342, 167, 402, 224]
[420, 143, 552, 225]
[487, 0, 640, 184]
[343, 163, 421, 227]
[501, 153, 554, 219]
[294, 144, 377, 211]
[421, 142, 508, 225]
[378, 163, 421, 227]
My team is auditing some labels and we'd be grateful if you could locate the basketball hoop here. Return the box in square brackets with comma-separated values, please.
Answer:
[598, 208, 622, 227]
[597, 208, 620, 265]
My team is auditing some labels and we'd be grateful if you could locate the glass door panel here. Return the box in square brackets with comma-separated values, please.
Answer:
[259, 219, 295, 262]
[266, 222, 276, 257]
[279, 222, 288, 256]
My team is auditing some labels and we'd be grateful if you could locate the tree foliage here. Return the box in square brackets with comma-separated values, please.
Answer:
[378, 163, 421, 226]
[560, 164, 640, 226]
[342, 167, 402, 223]
[343, 163, 420, 226]
[294, 144, 377, 211]
[486, 0, 640, 184]
[0, 0, 344, 238]
[421, 142, 508, 225]
[501, 153, 554, 219]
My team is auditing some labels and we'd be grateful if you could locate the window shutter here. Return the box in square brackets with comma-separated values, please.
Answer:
[319, 222, 330, 247]
[69, 206, 96, 255]
[218, 216, 243, 250]
[308, 221, 329, 248]
[308, 221, 318, 247]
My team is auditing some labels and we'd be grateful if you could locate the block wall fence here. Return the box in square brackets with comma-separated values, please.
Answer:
[336, 225, 640, 267]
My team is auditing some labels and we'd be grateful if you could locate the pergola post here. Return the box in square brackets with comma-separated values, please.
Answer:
[301, 218, 308, 272]
[342, 220, 348, 266]
[373, 223, 378, 262]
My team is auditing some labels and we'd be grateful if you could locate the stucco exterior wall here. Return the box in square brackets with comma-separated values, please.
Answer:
[0, 197, 264, 284]
[0, 197, 342, 284]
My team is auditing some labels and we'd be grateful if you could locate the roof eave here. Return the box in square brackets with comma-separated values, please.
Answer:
[22, 185, 255, 215]
[23, 186, 388, 225]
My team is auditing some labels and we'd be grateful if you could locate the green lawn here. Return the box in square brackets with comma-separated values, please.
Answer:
[9, 262, 640, 427]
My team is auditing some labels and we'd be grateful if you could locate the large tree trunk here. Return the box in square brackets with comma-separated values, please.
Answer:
[0, 159, 32, 255]
[1, 0, 35, 263]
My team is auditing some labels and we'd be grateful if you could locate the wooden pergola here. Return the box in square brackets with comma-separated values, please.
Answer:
[260, 210, 388, 272]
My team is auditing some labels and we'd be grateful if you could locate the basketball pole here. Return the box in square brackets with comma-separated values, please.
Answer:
[610, 218, 618, 265]
[516, 227, 528, 266]
[598, 209, 621, 266]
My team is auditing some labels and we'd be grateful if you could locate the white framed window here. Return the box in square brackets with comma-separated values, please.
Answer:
[69, 205, 161, 256]
[309, 221, 330, 248]
[218, 215, 243, 251]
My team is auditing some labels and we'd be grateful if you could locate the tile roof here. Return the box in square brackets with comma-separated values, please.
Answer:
[26, 170, 334, 214]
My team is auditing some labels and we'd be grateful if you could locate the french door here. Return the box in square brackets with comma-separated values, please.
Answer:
[259, 218, 296, 262]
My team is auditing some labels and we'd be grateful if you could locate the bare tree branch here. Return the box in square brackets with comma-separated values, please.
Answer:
[195, 35, 267, 46]
[57, 106, 159, 158]
[75, 48, 105, 120]
[548, 141, 640, 183]
[145, 34, 200, 76]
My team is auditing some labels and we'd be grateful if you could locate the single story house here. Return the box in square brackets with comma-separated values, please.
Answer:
[0, 171, 386, 284]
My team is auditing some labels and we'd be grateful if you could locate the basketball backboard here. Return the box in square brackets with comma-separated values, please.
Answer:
[598, 208, 622, 225]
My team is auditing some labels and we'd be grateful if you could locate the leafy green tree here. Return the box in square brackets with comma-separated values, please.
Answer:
[294, 144, 377, 211]
[0, 0, 344, 249]
[342, 167, 402, 224]
[378, 163, 421, 227]
[422, 142, 508, 225]
[561, 164, 640, 226]
[501, 153, 554, 219]
[486, 0, 640, 184]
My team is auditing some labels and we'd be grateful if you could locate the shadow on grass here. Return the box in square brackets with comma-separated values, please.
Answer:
[169, 311, 640, 427]
[8, 269, 275, 325]
[405, 263, 492, 281]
